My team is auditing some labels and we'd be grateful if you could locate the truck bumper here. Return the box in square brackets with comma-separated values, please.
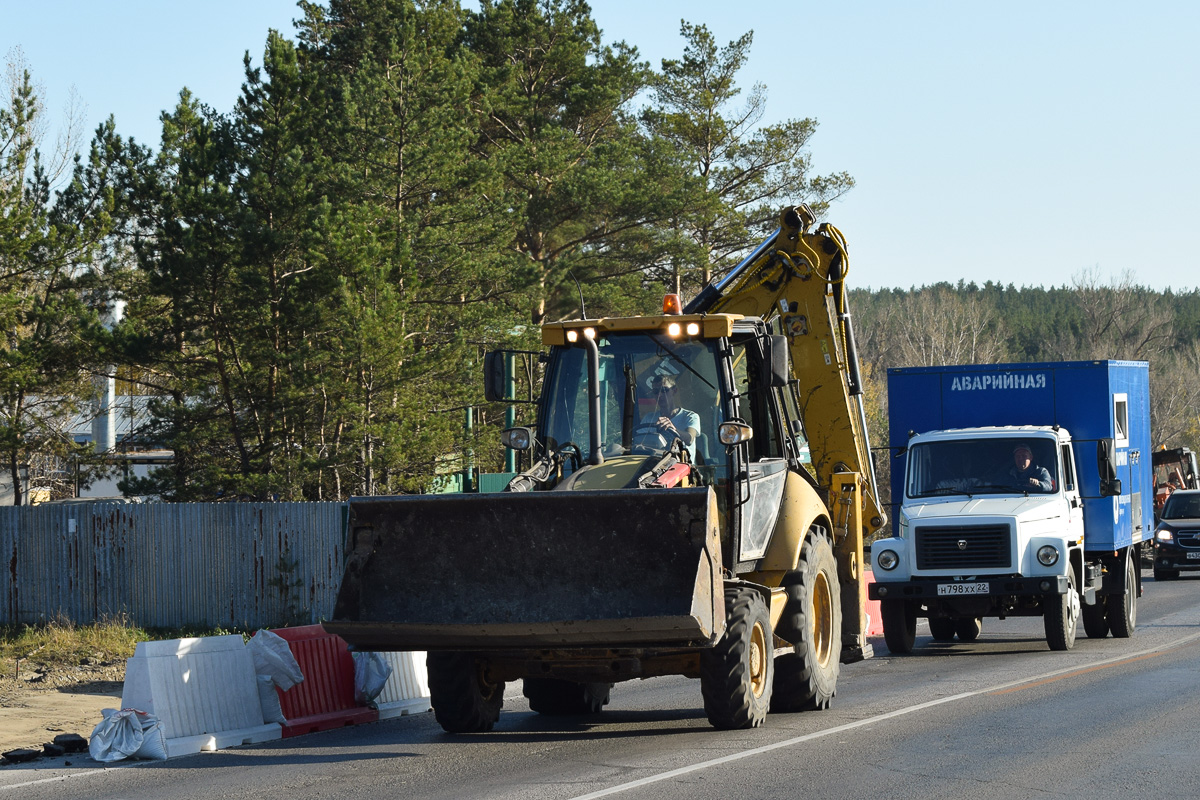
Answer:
[868, 574, 1070, 601]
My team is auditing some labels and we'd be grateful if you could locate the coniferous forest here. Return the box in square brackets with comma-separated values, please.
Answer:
[3, 0, 1198, 504]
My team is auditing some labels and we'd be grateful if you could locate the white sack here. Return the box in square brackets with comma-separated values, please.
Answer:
[248, 629, 305, 690]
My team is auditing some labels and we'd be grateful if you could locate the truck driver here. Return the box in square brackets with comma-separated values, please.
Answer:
[1009, 443, 1053, 492]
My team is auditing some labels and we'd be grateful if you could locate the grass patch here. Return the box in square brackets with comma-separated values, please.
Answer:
[0, 617, 249, 680]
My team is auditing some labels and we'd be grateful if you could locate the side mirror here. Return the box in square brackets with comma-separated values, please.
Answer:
[483, 351, 507, 402]
[762, 335, 790, 388]
[1101, 478, 1122, 497]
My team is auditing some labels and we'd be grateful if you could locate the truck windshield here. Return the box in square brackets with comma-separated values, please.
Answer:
[543, 333, 722, 465]
[907, 437, 1059, 498]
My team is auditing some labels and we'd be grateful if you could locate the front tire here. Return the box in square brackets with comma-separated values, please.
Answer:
[700, 586, 774, 729]
[772, 529, 841, 712]
[427, 652, 504, 733]
[1044, 563, 1079, 651]
[881, 599, 916, 654]
[523, 678, 611, 715]
[1107, 549, 1138, 638]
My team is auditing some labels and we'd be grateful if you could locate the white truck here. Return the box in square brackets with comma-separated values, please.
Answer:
[868, 360, 1152, 653]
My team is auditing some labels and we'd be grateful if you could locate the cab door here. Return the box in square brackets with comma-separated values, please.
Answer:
[728, 334, 788, 566]
[1061, 442, 1085, 545]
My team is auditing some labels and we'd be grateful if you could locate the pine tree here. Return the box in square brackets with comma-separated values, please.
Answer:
[643, 22, 855, 299]
[465, 0, 675, 324]
[0, 62, 117, 504]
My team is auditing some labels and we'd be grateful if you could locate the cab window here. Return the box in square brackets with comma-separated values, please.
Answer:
[729, 338, 783, 460]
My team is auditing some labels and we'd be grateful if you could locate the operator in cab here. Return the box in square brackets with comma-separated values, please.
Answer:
[642, 375, 700, 462]
[1008, 443, 1053, 492]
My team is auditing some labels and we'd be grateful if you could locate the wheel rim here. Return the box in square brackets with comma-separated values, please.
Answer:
[811, 570, 834, 668]
[749, 620, 768, 698]
[1126, 557, 1137, 626]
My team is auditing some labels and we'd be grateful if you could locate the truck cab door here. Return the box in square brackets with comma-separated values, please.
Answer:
[728, 335, 788, 564]
[1061, 443, 1085, 544]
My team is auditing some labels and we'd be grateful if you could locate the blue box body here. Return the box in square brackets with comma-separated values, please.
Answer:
[887, 360, 1152, 552]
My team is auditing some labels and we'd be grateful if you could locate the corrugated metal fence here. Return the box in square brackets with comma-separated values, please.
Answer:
[0, 502, 347, 629]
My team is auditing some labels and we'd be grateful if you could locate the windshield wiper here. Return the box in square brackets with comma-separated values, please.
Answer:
[650, 335, 717, 390]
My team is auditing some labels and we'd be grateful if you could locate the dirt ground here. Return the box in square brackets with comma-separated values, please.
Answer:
[0, 662, 124, 757]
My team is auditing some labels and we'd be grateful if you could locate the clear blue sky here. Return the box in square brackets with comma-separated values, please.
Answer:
[5, 1, 1197, 292]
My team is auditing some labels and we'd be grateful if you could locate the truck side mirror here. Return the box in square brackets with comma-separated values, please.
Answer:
[762, 335, 790, 388]
[1097, 438, 1121, 497]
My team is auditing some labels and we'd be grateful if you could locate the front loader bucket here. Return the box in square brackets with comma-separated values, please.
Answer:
[323, 487, 723, 651]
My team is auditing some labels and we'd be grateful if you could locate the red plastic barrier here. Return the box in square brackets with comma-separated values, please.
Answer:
[271, 625, 378, 738]
[865, 573, 883, 637]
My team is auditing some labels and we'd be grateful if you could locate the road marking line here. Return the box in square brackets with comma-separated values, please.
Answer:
[0, 767, 117, 792]
[570, 630, 1200, 800]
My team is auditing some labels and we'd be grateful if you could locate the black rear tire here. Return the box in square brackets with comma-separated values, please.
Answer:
[1044, 563, 1079, 651]
[700, 586, 774, 729]
[427, 652, 504, 733]
[1154, 567, 1179, 581]
[523, 678, 611, 715]
[771, 529, 841, 712]
[928, 618, 956, 641]
[881, 599, 916, 655]
[1082, 600, 1109, 638]
[1108, 550, 1138, 638]
[953, 617, 982, 642]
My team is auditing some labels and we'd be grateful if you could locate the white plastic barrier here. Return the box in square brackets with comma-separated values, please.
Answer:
[374, 651, 431, 720]
[120, 635, 282, 757]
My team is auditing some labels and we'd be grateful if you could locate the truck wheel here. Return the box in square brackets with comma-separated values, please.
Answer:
[523, 678, 611, 715]
[954, 617, 982, 642]
[1081, 601, 1109, 638]
[1107, 550, 1138, 638]
[700, 586, 774, 729]
[881, 599, 916, 654]
[1044, 563, 1079, 651]
[771, 530, 841, 712]
[928, 618, 956, 641]
[427, 652, 505, 733]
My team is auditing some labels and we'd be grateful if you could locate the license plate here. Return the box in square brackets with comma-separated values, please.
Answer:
[1187, 552, 1200, 560]
[937, 582, 990, 596]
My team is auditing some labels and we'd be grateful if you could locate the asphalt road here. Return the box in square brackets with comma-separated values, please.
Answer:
[5, 570, 1200, 800]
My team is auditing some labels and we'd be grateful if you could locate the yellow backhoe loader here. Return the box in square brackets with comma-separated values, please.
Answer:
[325, 205, 886, 731]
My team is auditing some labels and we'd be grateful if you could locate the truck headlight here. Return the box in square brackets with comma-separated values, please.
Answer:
[1156, 529, 1174, 543]
[875, 549, 899, 571]
[1036, 545, 1060, 566]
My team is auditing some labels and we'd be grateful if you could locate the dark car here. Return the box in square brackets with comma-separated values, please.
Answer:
[1153, 489, 1200, 579]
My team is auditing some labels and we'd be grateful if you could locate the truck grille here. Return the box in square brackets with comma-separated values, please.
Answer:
[915, 525, 1012, 570]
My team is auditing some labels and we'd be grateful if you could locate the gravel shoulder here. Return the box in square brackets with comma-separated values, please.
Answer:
[0, 663, 123, 757]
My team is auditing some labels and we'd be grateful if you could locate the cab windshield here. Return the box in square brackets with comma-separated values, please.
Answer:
[543, 333, 721, 466]
[907, 437, 1059, 498]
